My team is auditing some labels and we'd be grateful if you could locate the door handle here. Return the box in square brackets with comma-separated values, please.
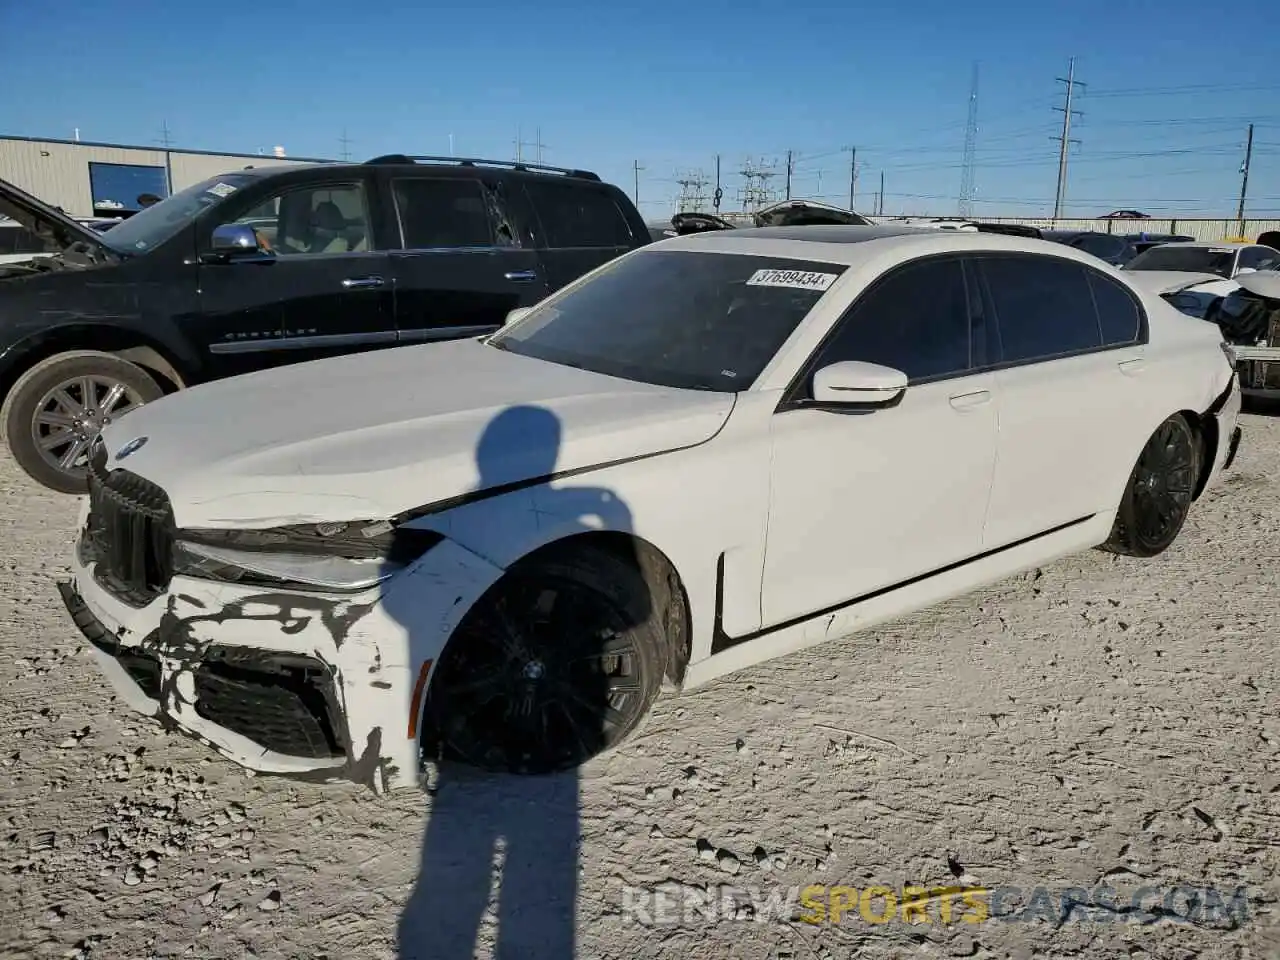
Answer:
[1118, 358, 1145, 376]
[948, 389, 991, 411]
[504, 270, 539, 282]
[341, 276, 385, 289]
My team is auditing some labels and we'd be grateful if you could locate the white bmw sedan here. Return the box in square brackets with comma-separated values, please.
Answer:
[59, 226, 1243, 791]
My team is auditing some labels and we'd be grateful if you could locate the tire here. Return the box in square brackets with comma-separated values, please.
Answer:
[1102, 414, 1201, 558]
[422, 543, 667, 774]
[1, 350, 163, 494]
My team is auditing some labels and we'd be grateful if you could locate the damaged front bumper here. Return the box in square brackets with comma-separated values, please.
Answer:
[1227, 343, 1280, 399]
[59, 512, 503, 793]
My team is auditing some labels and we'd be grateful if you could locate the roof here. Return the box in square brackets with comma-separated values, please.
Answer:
[651, 224, 1106, 266]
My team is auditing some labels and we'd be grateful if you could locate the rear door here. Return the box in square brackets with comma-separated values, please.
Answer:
[196, 175, 396, 373]
[521, 180, 639, 292]
[384, 173, 546, 345]
[976, 253, 1154, 548]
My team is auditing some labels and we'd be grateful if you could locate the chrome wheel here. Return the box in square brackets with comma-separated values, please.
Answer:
[31, 376, 143, 474]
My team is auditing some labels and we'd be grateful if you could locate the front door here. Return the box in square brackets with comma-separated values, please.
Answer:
[197, 178, 394, 373]
[761, 256, 998, 626]
[383, 174, 547, 345]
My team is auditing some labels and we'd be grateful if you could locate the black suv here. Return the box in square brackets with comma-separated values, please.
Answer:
[0, 155, 649, 492]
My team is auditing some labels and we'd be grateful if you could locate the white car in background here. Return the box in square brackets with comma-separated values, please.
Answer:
[1123, 239, 1280, 316]
[59, 226, 1242, 791]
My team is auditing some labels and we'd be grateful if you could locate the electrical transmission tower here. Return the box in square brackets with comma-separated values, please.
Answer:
[1052, 57, 1085, 219]
[675, 169, 711, 212]
[958, 62, 979, 217]
[338, 128, 353, 162]
[737, 157, 777, 212]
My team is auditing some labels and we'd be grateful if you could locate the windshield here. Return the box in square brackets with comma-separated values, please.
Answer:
[489, 250, 845, 392]
[1125, 245, 1237, 278]
[98, 173, 257, 254]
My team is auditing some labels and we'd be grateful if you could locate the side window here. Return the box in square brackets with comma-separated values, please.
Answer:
[1074, 234, 1125, 261]
[0, 226, 52, 255]
[525, 182, 634, 248]
[813, 257, 972, 383]
[1087, 270, 1144, 345]
[981, 254, 1101, 363]
[1239, 246, 1280, 271]
[393, 178, 509, 250]
[223, 182, 371, 256]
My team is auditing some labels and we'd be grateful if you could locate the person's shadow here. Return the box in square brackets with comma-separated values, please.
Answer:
[390, 404, 650, 959]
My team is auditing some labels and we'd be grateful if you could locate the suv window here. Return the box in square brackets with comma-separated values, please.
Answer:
[0, 224, 51, 256]
[1088, 270, 1144, 345]
[393, 178, 512, 250]
[223, 182, 371, 256]
[1073, 233, 1128, 261]
[981, 254, 1102, 362]
[1239, 245, 1280, 271]
[525, 182, 634, 248]
[813, 257, 972, 382]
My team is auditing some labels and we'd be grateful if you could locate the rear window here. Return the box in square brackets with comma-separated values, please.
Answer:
[525, 181, 635, 248]
[1126, 246, 1236, 278]
[489, 250, 843, 391]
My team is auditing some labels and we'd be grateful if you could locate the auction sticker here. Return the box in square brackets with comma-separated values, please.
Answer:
[746, 269, 839, 291]
[206, 182, 238, 198]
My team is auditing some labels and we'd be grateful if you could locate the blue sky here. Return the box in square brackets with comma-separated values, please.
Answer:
[4, 0, 1280, 218]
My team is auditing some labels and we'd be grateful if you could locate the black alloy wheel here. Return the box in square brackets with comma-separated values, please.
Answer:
[422, 545, 665, 774]
[1103, 415, 1200, 558]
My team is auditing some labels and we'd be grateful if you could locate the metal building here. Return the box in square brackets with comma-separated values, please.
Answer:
[0, 135, 332, 217]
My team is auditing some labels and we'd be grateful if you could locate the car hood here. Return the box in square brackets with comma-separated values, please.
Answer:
[1123, 270, 1229, 295]
[0, 176, 117, 259]
[753, 199, 872, 227]
[98, 338, 736, 528]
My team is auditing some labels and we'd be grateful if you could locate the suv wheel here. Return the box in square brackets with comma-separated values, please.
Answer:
[1, 350, 163, 494]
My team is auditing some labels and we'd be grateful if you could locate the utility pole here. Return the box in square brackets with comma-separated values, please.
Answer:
[1236, 122, 1254, 237]
[713, 154, 723, 211]
[879, 170, 885, 215]
[1052, 57, 1085, 219]
[338, 128, 353, 162]
[633, 160, 644, 206]
[848, 146, 857, 211]
[514, 128, 547, 163]
[785, 150, 793, 200]
[959, 61, 979, 217]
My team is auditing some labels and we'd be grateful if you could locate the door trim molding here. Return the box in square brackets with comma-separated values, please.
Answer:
[709, 512, 1096, 655]
[209, 330, 398, 355]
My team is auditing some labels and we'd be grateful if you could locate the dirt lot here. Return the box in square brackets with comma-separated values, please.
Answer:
[0, 415, 1277, 960]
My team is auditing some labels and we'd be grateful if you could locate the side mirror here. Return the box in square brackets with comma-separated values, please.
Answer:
[811, 360, 908, 408]
[504, 306, 533, 327]
[209, 223, 265, 259]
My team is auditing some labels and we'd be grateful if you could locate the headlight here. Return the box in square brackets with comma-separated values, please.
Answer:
[172, 521, 443, 592]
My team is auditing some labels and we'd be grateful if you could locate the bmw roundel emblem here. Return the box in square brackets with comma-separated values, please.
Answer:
[115, 436, 148, 461]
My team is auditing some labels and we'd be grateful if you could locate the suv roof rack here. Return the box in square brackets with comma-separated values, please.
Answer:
[362, 154, 601, 181]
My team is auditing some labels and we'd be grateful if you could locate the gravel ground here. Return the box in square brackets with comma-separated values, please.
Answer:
[0, 414, 1277, 960]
